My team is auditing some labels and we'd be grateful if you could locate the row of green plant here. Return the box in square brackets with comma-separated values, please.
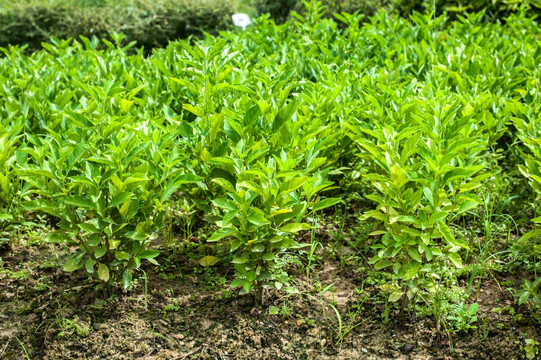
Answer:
[254, 0, 541, 24]
[3, 0, 541, 53]
[1, 2, 540, 311]
[0, 0, 235, 53]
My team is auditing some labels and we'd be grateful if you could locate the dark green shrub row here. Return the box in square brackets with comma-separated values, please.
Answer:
[254, 0, 391, 24]
[0, 0, 235, 52]
[254, 0, 541, 23]
[393, 0, 541, 20]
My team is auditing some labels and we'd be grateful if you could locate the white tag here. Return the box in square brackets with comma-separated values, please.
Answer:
[232, 13, 252, 30]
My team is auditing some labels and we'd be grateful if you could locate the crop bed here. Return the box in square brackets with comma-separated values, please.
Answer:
[0, 2, 540, 359]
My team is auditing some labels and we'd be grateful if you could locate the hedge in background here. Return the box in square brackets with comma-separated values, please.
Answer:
[0, 0, 235, 52]
[254, 0, 391, 24]
[393, 0, 541, 21]
[254, 0, 541, 23]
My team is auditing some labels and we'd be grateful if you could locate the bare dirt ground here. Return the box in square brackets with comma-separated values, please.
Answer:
[0, 238, 539, 360]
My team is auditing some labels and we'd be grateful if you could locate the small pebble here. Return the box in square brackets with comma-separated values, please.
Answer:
[92, 322, 106, 331]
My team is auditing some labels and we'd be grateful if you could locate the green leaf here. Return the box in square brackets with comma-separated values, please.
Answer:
[224, 119, 241, 142]
[518, 291, 529, 306]
[85, 258, 96, 273]
[125, 231, 147, 241]
[423, 187, 434, 207]
[209, 168, 236, 188]
[66, 142, 85, 172]
[440, 223, 468, 249]
[390, 164, 408, 189]
[468, 302, 478, 315]
[140, 250, 160, 259]
[212, 178, 236, 193]
[280, 177, 307, 194]
[78, 223, 100, 233]
[109, 192, 133, 208]
[374, 259, 393, 270]
[183, 104, 205, 118]
[199, 255, 219, 267]
[447, 252, 463, 268]
[273, 99, 299, 132]
[0, 212, 13, 221]
[246, 271, 256, 283]
[368, 230, 387, 236]
[262, 253, 275, 261]
[120, 99, 134, 113]
[520, 229, 541, 242]
[388, 291, 404, 303]
[456, 200, 478, 215]
[97, 263, 110, 282]
[48, 231, 72, 243]
[208, 228, 238, 242]
[64, 257, 83, 272]
[122, 269, 132, 289]
[242, 279, 252, 293]
[64, 196, 96, 209]
[310, 198, 341, 213]
[94, 247, 107, 258]
[407, 247, 422, 263]
[231, 278, 244, 288]
[115, 251, 130, 261]
[212, 198, 238, 210]
[279, 223, 311, 233]
[403, 261, 421, 280]
[427, 211, 448, 226]
[243, 104, 261, 126]
[247, 211, 270, 226]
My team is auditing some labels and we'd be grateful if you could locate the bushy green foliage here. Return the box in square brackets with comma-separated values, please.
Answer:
[0, 0, 235, 52]
[0, 133, 22, 245]
[1, 1, 540, 303]
[254, 0, 391, 23]
[393, 0, 541, 20]
[254, 0, 298, 23]
[513, 95, 541, 309]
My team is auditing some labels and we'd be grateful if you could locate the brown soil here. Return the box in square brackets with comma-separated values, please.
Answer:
[0, 240, 539, 360]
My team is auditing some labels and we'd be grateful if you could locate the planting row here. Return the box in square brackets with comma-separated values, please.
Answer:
[1, 3, 540, 307]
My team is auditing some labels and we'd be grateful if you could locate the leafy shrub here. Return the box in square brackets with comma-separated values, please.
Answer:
[513, 98, 541, 309]
[254, 0, 299, 23]
[254, 0, 391, 23]
[392, 0, 541, 21]
[0, 0, 235, 53]
[0, 133, 22, 245]
[1, 1, 541, 303]
[18, 81, 200, 289]
[348, 93, 492, 303]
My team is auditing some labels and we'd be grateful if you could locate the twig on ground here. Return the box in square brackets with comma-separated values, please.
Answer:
[173, 343, 207, 360]
[0, 338, 10, 358]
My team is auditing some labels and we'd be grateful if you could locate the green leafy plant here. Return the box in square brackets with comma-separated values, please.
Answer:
[513, 113, 541, 309]
[209, 139, 339, 296]
[523, 338, 540, 360]
[517, 278, 541, 310]
[349, 97, 491, 303]
[447, 301, 478, 333]
[0, 133, 24, 245]
[19, 114, 198, 289]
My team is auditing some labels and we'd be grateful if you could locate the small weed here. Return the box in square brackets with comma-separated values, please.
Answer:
[56, 315, 90, 338]
[447, 302, 478, 333]
[0, 268, 30, 281]
[522, 338, 540, 359]
[269, 302, 290, 317]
